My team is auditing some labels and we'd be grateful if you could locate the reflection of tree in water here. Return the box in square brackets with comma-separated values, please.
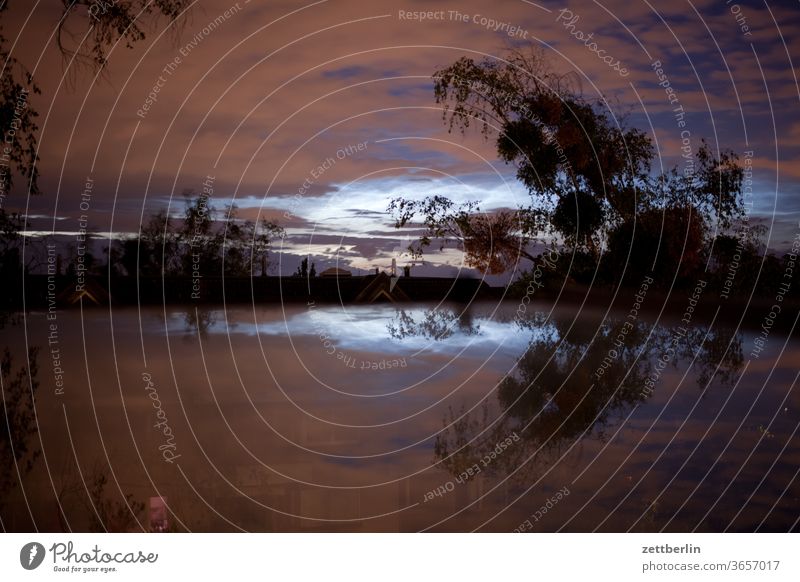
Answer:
[182, 308, 218, 336]
[0, 346, 40, 520]
[387, 307, 481, 341]
[56, 459, 145, 533]
[434, 318, 744, 483]
[682, 325, 743, 389]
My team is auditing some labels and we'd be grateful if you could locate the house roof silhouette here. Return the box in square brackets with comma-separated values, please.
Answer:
[56, 279, 109, 305]
[354, 272, 410, 303]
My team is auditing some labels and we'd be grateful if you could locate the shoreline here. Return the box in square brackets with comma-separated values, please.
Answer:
[9, 275, 797, 335]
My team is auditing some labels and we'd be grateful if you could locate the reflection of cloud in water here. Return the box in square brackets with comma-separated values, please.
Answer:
[172, 305, 548, 357]
[6, 306, 797, 532]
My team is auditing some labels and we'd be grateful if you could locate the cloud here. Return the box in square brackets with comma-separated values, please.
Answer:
[4, 0, 800, 269]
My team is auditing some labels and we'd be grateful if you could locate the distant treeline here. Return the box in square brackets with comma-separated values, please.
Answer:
[0, 193, 286, 309]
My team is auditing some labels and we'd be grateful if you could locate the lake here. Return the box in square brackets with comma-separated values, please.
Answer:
[1, 301, 798, 532]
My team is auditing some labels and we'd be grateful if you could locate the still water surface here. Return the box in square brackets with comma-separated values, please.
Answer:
[3, 301, 798, 531]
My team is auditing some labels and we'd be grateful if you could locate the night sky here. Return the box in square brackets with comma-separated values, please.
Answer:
[5, 0, 800, 280]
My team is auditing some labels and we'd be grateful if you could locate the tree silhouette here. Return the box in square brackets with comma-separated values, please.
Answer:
[389, 48, 745, 283]
[295, 257, 309, 278]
